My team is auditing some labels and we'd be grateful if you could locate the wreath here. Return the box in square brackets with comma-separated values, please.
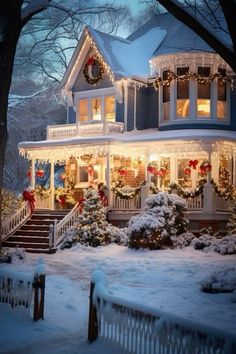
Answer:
[83, 56, 105, 85]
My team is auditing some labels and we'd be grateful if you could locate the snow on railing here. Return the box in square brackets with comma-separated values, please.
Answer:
[187, 194, 204, 210]
[111, 187, 141, 210]
[1, 202, 31, 242]
[49, 202, 80, 248]
[47, 123, 77, 140]
[0, 258, 45, 321]
[78, 120, 124, 136]
[88, 270, 236, 354]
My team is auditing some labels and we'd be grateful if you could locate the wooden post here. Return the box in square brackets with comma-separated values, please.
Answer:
[88, 282, 98, 342]
[33, 274, 45, 321]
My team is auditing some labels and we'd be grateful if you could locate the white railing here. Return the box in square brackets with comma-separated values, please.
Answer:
[35, 195, 51, 210]
[111, 187, 141, 210]
[215, 194, 232, 211]
[1, 202, 31, 242]
[88, 270, 236, 354]
[49, 202, 80, 248]
[78, 120, 124, 136]
[47, 123, 77, 140]
[46, 121, 124, 140]
[187, 194, 204, 210]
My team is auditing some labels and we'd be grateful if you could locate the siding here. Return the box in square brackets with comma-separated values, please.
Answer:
[127, 87, 134, 131]
[67, 106, 76, 124]
[116, 99, 124, 123]
[136, 86, 158, 130]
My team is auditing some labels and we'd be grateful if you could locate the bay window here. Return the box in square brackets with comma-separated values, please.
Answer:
[91, 98, 102, 120]
[176, 67, 189, 118]
[163, 70, 170, 121]
[197, 67, 211, 117]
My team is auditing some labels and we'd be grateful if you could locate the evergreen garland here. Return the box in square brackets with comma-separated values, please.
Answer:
[83, 57, 105, 85]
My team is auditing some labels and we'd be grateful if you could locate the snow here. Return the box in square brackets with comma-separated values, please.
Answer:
[0, 245, 236, 353]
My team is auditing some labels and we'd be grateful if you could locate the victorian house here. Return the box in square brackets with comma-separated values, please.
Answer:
[18, 12, 236, 233]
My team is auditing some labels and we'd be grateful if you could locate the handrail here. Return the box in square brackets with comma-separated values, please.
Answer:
[50, 202, 80, 248]
[88, 270, 236, 354]
[1, 201, 31, 242]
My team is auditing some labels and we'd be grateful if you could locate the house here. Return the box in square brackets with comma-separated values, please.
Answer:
[18, 12, 236, 232]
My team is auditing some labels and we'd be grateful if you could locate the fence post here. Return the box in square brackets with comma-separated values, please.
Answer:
[33, 274, 45, 321]
[88, 281, 98, 342]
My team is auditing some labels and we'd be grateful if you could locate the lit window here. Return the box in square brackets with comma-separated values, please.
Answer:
[91, 98, 101, 120]
[79, 99, 88, 122]
[163, 70, 170, 121]
[197, 67, 211, 117]
[176, 67, 189, 118]
[217, 68, 227, 119]
[79, 166, 88, 182]
[177, 159, 192, 188]
[105, 96, 115, 121]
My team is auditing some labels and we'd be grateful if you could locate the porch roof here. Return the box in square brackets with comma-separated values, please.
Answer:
[18, 129, 236, 162]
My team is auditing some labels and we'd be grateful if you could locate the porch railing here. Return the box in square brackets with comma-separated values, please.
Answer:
[1, 202, 31, 242]
[88, 269, 236, 354]
[111, 187, 141, 210]
[49, 202, 80, 248]
[187, 194, 204, 210]
[46, 121, 124, 140]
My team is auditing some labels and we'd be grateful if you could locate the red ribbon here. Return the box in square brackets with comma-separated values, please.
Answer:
[98, 189, 108, 207]
[188, 159, 199, 169]
[78, 197, 85, 213]
[86, 57, 95, 66]
[23, 190, 35, 214]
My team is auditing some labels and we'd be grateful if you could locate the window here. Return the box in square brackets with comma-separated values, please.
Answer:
[91, 98, 101, 120]
[217, 68, 227, 119]
[163, 70, 170, 121]
[197, 67, 211, 117]
[177, 159, 192, 188]
[105, 96, 115, 121]
[176, 67, 189, 118]
[79, 99, 89, 122]
[78, 166, 88, 183]
[77, 95, 115, 122]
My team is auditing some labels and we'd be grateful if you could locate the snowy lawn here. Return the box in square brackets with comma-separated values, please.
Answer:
[0, 244, 236, 353]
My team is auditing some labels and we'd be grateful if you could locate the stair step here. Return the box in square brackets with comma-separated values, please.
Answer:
[14, 230, 49, 237]
[9, 236, 49, 243]
[26, 219, 55, 226]
[4, 241, 49, 249]
[21, 225, 50, 231]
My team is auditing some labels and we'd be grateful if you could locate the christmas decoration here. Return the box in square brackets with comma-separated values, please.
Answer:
[98, 183, 108, 207]
[157, 167, 167, 176]
[55, 187, 75, 208]
[219, 166, 230, 188]
[147, 162, 158, 174]
[128, 192, 188, 250]
[22, 190, 35, 214]
[75, 188, 111, 247]
[188, 159, 198, 169]
[211, 180, 236, 202]
[87, 165, 94, 176]
[83, 56, 105, 85]
[184, 167, 191, 176]
[117, 167, 128, 176]
[60, 172, 66, 181]
[34, 186, 51, 199]
[26, 170, 31, 179]
[154, 71, 232, 88]
[112, 182, 144, 200]
[36, 168, 45, 178]
[200, 160, 212, 174]
[168, 181, 204, 199]
[80, 154, 93, 164]
[1, 190, 23, 219]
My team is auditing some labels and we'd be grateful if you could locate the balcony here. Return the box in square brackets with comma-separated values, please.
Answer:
[46, 121, 124, 140]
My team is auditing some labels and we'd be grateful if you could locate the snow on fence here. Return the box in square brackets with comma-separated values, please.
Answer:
[88, 270, 236, 354]
[0, 258, 46, 321]
[1, 202, 31, 242]
[49, 202, 80, 248]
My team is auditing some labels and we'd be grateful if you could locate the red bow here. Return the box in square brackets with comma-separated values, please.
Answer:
[98, 189, 108, 207]
[86, 57, 95, 66]
[188, 159, 198, 169]
[78, 197, 85, 213]
[23, 190, 35, 214]
[59, 195, 66, 206]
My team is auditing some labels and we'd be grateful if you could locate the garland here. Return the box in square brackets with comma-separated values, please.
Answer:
[154, 71, 232, 88]
[211, 180, 236, 202]
[34, 186, 51, 199]
[112, 181, 145, 200]
[83, 56, 105, 85]
[168, 182, 204, 199]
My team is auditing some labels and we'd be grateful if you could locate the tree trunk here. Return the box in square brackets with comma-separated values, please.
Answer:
[0, 1, 23, 253]
[156, 0, 236, 73]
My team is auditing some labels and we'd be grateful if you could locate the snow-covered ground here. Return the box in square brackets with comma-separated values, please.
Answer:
[0, 244, 236, 353]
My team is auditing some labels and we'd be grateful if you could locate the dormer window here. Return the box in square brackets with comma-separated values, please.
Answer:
[79, 99, 89, 122]
[197, 67, 211, 117]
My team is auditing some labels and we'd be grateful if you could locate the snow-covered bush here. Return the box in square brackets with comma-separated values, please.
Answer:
[227, 204, 236, 235]
[128, 192, 188, 250]
[108, 226, 129, 246]
[191, 234, 217, 250]
[201, 267, 236, 293]
[0, 248, 26, 263]
[60, 226, 78, 250]
[171, 232, 195, 249]
[191, 234, 236, 255]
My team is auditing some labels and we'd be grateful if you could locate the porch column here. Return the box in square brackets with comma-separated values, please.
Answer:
[207, 149, 212, 184]
[50, 160, 55, 210]
[105, 150, 111, 207]
[211, 153, 219, 184]
[233, 155, 236, 186]
[31, 158, 35, 190]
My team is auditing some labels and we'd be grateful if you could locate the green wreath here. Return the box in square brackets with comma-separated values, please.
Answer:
[83, 56, 105, 85]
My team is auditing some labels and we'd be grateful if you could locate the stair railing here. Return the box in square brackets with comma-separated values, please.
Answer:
[49, 202, 80, 249]
[1, 201, 31, 242]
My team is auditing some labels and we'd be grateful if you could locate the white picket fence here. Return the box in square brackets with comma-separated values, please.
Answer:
[88, 270, 236, 354]
[186, 194, 204, 210]
[1, 202, 31, 242]
[111, 187, 141, 210]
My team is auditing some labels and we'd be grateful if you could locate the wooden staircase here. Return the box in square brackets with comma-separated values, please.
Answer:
[3, 210, 69, 253]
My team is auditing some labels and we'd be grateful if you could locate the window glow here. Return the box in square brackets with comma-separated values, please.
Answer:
[176, 67, 189, 118]
[197, 67, 211, 117]
[105, 96, 115, 121]
[78, 99, 89, 122]
[91, 98, 101, 120]
[197, 99, 210, 116]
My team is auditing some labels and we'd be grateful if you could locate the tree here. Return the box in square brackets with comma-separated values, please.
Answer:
[0, 0, 128, 253]
[156, 0, 236, 73]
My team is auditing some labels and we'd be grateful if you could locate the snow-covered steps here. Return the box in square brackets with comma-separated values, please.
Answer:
[3, 210, 69, 253]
